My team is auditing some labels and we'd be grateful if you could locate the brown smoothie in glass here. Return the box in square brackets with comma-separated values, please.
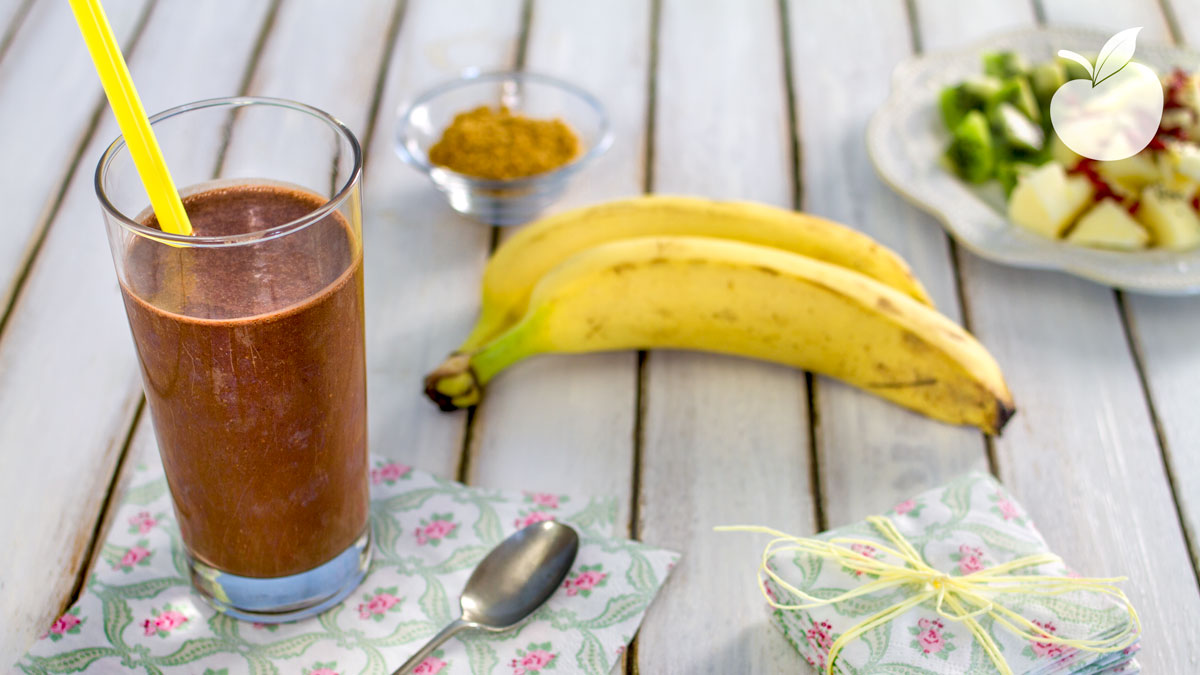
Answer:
[120, 183, 368, 579]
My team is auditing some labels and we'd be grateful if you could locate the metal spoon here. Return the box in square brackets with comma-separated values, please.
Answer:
[391, 520, 580, 675]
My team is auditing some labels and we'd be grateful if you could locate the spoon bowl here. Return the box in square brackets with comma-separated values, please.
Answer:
[460, 520, 580, 629]
[392, 520, 580, 674]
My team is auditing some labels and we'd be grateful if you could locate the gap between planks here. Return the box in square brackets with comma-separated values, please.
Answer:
[0, 0, 34, 68]
[625, 2, 661, 671]
[775, 0, 829, 534]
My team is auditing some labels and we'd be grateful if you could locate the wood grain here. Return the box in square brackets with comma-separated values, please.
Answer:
[357, 0, 524, 476]
[0, 0, 32, 62]
[465, 0, 651, 532]
[0, 0, 272, 665]
[913, 1, 1200, 670]
[635, 1, 813, 672]
[1165, 0, 1200, 45]
[785, 0, 989, 529]
[0, 0, 146, 322]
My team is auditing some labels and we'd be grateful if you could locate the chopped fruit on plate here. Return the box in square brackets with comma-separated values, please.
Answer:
[1094, 153, 1159, 194]
[1066, 199, 1149, 250]
[941, 50, 1200, 251]
[1007, 162, 1093, 239]
[1138, 186, 1200, 250]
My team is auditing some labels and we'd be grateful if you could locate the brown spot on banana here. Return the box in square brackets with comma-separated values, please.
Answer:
[902, 330, 930, 352]
[866, 378, 939, 388]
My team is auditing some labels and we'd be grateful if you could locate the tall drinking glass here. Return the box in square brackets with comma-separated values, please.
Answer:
[95, 97, 370, 622]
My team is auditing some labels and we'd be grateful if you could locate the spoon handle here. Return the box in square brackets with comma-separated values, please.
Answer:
[391, 618, 472, 675]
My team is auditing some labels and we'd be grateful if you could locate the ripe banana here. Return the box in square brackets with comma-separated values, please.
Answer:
[427, 236, 1014, 434]
[457, 195, 934, 353]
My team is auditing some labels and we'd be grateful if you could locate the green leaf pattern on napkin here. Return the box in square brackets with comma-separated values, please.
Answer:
[19, 458, 678, 675]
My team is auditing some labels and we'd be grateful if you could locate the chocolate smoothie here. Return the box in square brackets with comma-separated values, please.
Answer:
[120, 183, 368, 579]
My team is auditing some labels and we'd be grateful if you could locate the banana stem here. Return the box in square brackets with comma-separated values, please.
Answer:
[424, 319, 540, 411]
[469, 320, 537, 385]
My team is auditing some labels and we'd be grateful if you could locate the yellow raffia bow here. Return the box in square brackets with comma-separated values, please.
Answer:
[717, 516, 1140, 675]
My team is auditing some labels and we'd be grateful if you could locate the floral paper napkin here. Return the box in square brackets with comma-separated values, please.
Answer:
[763, 472, 1141, 675]
[19, 455, 678, 675]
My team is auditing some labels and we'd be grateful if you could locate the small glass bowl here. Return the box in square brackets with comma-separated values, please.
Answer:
[395, 71, 612, 225]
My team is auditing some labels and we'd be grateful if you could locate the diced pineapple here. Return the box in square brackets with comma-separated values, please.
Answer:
[1168, 141, 1200, 183]
[1138, 186, 1200, 250]
[1048, 133, 1082, 170]
[1007, 162, 1094, 239]
[1066, 199, 1149, 250]
[1155, 150, 1199, 198]
[1095, 153, 1160, 193]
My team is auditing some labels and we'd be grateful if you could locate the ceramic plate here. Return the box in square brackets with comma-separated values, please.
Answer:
[868, 28, 1200, 295]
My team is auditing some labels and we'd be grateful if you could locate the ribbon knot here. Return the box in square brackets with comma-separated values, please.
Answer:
[718, 515, 1140, 675]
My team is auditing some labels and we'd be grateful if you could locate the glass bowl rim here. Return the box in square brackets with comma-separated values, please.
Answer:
[95, 96, 363, 248]
[394, 70, 613, 189]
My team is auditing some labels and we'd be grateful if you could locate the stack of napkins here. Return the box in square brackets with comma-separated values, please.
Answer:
[762, 472, 1140, 674]
[20, 455, 678, 674]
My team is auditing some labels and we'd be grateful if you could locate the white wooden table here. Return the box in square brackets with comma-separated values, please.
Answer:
[2, 1, 1199, 672]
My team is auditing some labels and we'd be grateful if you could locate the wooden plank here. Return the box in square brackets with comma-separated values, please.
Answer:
[1122, 0, 1200, 574]
[0, 1, 272, 664]
[635, 1, 812, 672]
[357, 0, 524, 476]
[785, 0, 988, 528]
[465, 0, 650, 532]
[0, 0, 32, 62]
[1165, 0, 1200, 45]
[0, 0, 146, 322]
[913, 1, 1200, 670]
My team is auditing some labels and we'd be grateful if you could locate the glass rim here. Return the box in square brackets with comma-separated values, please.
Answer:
[95, 96, 363, 248]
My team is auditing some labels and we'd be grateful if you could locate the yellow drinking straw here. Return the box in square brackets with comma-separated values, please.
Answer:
[70, 0, 192, 236]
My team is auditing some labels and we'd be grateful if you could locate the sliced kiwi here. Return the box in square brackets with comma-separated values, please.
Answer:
[983, 51, 1029, 79]
[945, 110, 996, 183]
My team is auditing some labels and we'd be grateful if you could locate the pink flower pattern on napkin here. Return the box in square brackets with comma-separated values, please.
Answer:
[371, 461, 412, 485]
[951, 544, 986, 575]
[515, 510, 556, 529]
[524, 492, 562, 509]
[413, 653, 448, 674]
[357, 587, 403, 621]
[909, 617, 956, 660]
[510, 642, 557, 674]
[990, 489, 1027, 525]
[142, 606, 188, 638]
[45, 608, 84, 642]
[845, 543, 879, 577]
[415, 514, 458, 546]
[1024, 619, 1069, 659]
[127, 511, 160, 535]
[113, 543, 152, 571]
[564, 564, 608, 597]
